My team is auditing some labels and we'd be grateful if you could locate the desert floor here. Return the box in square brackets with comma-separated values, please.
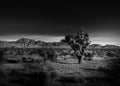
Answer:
[1, 56, 119, 86]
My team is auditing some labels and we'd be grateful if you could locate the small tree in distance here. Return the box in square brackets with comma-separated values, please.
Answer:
[62, 27, 91, 64]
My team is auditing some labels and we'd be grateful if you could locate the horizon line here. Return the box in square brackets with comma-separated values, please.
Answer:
[0, 35, 119, 46]
[0, 39, 119, 47]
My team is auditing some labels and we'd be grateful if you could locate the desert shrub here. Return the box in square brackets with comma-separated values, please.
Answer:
[106, 51, 116, 57]
[17, 49, 23, 55]
[116, 54, 120, 57]
[28, 50, 37, 55]
[35, 59, 40, 63]
[83, 52, 93, 61]
[0, 68, 10, 86]
[50, 71, 57, 79]
[97, 66, 109, 72]
[57, 76, 85, 84]
[7, 68, 51, 86]
[22, 62, 56, 85]
[6, 59, 20, 63]
[1, 58, 56, 86]
[0, 50, 4, 63]
[96, 51, 103, 57]
[47, 51, 57, 62]
[37, 50, 57, 62]
[44, 63, 55, 71]
[22, 57, 26, 62]
[25, 58, 35, 63]
[37, 50, 46, 57]
[61, 51, 69, 56]
[70, 52, 75, 56]
[92, 50, 96, 56]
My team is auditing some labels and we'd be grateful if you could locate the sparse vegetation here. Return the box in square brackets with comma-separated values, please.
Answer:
[106, 51, 116, 58]
[0, 37, 120, 86]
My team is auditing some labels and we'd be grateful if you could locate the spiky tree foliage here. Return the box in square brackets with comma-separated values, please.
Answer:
[63, 27, 90, 63]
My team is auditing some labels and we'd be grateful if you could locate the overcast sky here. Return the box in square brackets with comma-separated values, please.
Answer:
[0, 3, 120, 45]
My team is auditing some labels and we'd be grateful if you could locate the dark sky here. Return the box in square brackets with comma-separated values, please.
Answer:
[0, 2, 120, 45]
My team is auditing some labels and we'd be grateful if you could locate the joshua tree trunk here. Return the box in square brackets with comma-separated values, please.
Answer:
[75, 52, 84, 64]
[77, 55, 82, 64]
[75, 50, 82, 64]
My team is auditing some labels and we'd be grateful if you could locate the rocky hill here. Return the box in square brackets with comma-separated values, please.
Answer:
[88, 44, 102, 49]
[0, 38, 68, 48]
[89, 44, 120, 49]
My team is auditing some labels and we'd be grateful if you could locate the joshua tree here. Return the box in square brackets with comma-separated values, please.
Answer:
[62, 27, 90, 64]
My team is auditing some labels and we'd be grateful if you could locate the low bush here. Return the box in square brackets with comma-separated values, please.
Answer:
[83, 52, 93, 61]
[106, 51, 116, 58]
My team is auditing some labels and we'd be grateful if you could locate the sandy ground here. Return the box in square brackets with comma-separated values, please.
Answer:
[48, 58, 107, 77]
[1, 56, 117, 86]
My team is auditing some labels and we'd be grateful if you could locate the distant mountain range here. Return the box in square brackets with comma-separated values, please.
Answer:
[0, 38, 68, 48]
[88, 44, 120, 49]
[0, 38, 119, 49]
